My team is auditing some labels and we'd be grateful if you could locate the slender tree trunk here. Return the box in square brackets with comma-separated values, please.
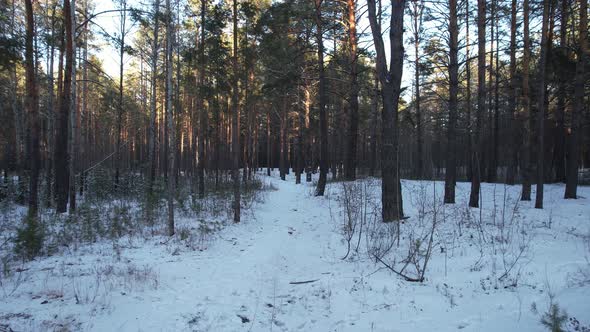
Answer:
[45, 2, 57, 208]
[545, 2, 556, 182]
[565, 0, 587, 198]
[296, 83, 305, 184]
[68, 0, 77, 213]
[115, 0, 127, 190]
[344, 0, 358, 181]
[314, 0, 328, 196]
[252, 110, 258, 176]
[553, 0, 569, 183]
[163, 92, 168, 179]
[330, 101, 338, 180]
[174, 1, 182, 186]
[198, 0, 206, 198]
[413, 0, 423, 180]
[80, 0, 88, 196]
[444, 0, 458, 204]
[469, 0, 485, 208]
[267, 111, 271, 176]
[54, 26, 65, 203]
[296, 97, 303, 184]
[25, 0, 40, 215]
[280, 99, 287, 181]
[465, 0, 472, 182]
[243, 22, 252, 186]
[9, 0, 24, 203]
[148, 0, 160, 194]
[492, 6, 499, 183]
[55, 0, 73, 213]
[521, 0, 532, 200]
[165, 0, 175, 235]
[304, 82, 312, 182]
[506, 0, 518, 185]
[232, 0, 241, 222]
[11, 70, 25, 204]
[534, 0, 551, 209]
[215, 95, 221, 185]
[486, 0, 496, 183]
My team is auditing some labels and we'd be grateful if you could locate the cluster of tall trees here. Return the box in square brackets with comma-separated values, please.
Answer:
[0, 0, 588, 231]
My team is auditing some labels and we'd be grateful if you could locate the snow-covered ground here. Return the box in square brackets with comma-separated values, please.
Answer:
[1, 173, 589, 331]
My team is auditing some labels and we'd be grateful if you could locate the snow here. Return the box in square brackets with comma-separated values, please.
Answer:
[1, 173, 589, 331]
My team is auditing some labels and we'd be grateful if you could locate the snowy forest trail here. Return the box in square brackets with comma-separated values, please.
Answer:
[1, 174, 590, 332]
[92, 175, 353, 331]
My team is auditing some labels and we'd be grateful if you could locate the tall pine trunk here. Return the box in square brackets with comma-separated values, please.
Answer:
[444, 0, 458, 204]
[367, 0, 405, 221]
[553, 0, 568, 183]
[232, 0, 241, 221]
[55, 0, 74, 213]
[25, 0, 40, 215]
[80, 0, 88, 196]
[486, 0, 496, 183]
[304, 82, 313, 182]
[10, 0, 25, 204]
[506, 0, 518, 185]
[148, 0, 160, 194]
[68, 0, 77, 213]
[280, 98, 287, 181]
[314, 0, 328, 196]
[296, 87, 304, 184]
[412, 0, 423, 180]
[491, 6, 499, 184]
[115, 0, 127, 190]
[197, 0, 206, 198]
[469, 0, 485, 208]
[165, 0, 175, 235]
[521, 0, 532, 201]
[534, 0, 551, 209]
[344, 0, 358, 181]
[45, 2, 57, 208]
[465, 0, 472, 182]
[565, 0, 587, 198]
[266, 111, 271, 176]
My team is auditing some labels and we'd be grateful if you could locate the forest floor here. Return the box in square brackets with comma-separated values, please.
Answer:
[1, 172, 589, 331]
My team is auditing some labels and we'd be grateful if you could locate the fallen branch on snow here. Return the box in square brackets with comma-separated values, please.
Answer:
[289, 279, 319, 285]
[374, 254, 424, 283]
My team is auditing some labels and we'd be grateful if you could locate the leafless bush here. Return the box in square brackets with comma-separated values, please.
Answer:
[335, 179, 441, 282]
[370, 181, 442, 282]
[337, 181, 377, 260]
[464, 184, 533, 287]
[364, 220, 398, 263]
[486, 186, 533, 287]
